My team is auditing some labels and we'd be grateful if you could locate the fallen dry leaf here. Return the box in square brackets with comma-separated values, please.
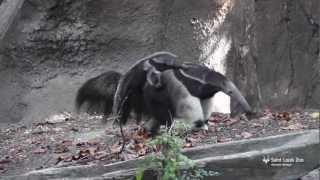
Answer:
[32, 126, 51, 134]
[251, 123, 263, 128]
[217, 137, 232, 143]
[70, 127, 79, 132]
[30, 139, 42, 145]
[122, 152, 137, 160]
[54, 144, 69, 154]
[61, 140, 73, 146]
[235, 134, 242, 138]
[183, 143, 193, 148]
[133, 143, 145, 152]
[273, 111, 291, 121]
[208, 117, 220, 123]
[33, 147, 47, 154]
[33, 121, 54, 127]
[241, 132, 253, 139]
[0, 158, 10, 164]
[136, 128, 151, 140]
[137, 148, 147, 156]
[208, 121, 218, 127]
[260, 116, 271, 121]
[263, 108, 273, 116]
[225, 118, 239, 126]
[94, 151, 109, 160]
[87, 140, 100, 146]
[191, 131, 206, 139]
[209, 113, 229, 123]
[72, 149, 93, 161]
[59, 154, 73, 163]
[281, 123, 306, 130]
[76, 142, 86, 147]
[79, 149, 91, 157]
[105, 128, 115, 135]
[110, 144, 121, 154]
[129, 142, 148, 157]
[55, 153, 71, 164]
[310, 112, 320, 119]
[88, 147, 99, 155]
[46, 113, 71, 124]
[0, 166, 7, 174]
[185, 137, 199, 143]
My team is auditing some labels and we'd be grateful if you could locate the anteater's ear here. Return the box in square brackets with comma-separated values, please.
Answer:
[146, 68, 162, 88]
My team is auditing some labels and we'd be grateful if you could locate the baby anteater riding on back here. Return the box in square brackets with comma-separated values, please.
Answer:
[75, 52, 252, 137]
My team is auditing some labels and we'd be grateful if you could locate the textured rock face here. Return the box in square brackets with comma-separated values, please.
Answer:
[0, 0, 319, 124]
[254, 0, 320, 109]
[0, 0, 164, 124]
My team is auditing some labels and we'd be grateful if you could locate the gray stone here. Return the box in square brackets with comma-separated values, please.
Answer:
[300, 168, 320, 180]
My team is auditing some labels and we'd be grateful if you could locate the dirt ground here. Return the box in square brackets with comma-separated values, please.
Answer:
[0, 109, 319, 177]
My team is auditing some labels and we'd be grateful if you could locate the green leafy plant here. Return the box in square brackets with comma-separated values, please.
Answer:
[136, 121, 219, 180]
[171, 121, 192, 137]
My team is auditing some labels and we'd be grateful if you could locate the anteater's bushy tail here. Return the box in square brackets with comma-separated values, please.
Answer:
[75, 71, 122, 115]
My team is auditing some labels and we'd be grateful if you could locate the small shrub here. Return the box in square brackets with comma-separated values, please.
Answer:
[136, 122, 219, 180]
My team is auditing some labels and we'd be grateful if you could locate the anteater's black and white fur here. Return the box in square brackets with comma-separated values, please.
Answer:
[75, 71, 121, 116]
[141, 63, 252, 135]
[75, 52, 252, 137]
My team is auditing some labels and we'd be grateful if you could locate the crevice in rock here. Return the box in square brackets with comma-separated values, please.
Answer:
[297, 0, 319, 38]
[304, 61, 320, 107]
[159, 0, 175, 49]
[284, 1, 295, 96]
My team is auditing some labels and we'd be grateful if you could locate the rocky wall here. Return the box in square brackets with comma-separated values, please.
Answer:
[0, 0, 318, 124]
